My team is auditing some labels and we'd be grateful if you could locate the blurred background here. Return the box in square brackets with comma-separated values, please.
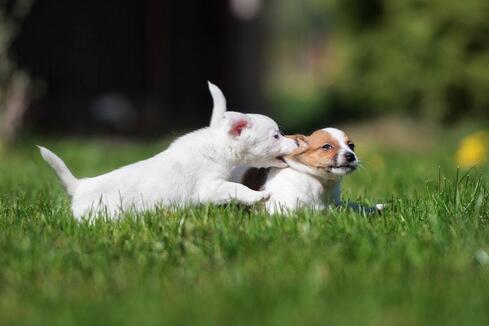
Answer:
[0, 0, 488, 166]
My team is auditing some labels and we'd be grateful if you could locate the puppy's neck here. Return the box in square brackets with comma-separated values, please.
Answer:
[212, 129, 249, 166]
[292, 168, 342, 205]
[283, 167, 341, 189]
[266, 167, 342, 206]
[202, 128, 243, 170]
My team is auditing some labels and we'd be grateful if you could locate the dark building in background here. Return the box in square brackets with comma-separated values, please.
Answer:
[14, 0, 265, 136]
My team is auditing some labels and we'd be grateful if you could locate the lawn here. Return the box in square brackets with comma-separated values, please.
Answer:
[0, 120, 488, 325]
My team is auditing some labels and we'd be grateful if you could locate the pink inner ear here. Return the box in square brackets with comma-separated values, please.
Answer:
[229, 119, 248, 136]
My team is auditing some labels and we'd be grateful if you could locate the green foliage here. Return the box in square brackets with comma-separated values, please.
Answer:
[328, 0, 489, 122]
[0, 127, 488, 325]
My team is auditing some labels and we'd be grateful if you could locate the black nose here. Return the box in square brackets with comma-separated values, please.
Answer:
[345, 152, 356, 162]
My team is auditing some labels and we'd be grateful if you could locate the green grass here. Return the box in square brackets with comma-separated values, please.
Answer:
[1, 125, 489, 325]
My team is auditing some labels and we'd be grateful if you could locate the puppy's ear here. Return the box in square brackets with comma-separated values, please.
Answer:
[224, 112, 250, 136]
[286, 134, 309, 148]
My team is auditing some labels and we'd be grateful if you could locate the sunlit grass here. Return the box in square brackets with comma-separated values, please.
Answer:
[0, 124, 488, 325]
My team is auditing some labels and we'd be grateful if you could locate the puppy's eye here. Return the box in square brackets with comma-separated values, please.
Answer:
[348, 143, 355, 151]
[273, 133, 280, 140]
[322, 144, 333, 150]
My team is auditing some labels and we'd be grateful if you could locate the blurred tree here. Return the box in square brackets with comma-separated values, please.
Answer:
[266, 0, 489, 130]
[12, 0, 265, 136]
[329, 0, 489, 122]
[0, 0, 33, 146]
[264, 0, 335, 132]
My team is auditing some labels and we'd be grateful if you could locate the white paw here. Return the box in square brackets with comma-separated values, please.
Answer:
[232, 190, 270, 206]
[256, 191, 271, 203]
[375, 203, 385, 211]
[243, 191, 270, 205]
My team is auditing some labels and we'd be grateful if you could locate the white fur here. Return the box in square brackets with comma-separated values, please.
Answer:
[263, 168, 341, 213]
[40, 83, 297, 219]
[208, 82, 271, 181]
[38, 146, 78, 195]
[209, 81, 227, 127]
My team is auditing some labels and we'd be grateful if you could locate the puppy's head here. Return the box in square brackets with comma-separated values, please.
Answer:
[218, 112, 297, 168]
[285, 128, 358, 179]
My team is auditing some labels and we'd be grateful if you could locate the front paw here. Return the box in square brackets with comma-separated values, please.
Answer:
[258, 191, 271, 203]
[375, 203, 386, 212]
[244, 191, 271, 205]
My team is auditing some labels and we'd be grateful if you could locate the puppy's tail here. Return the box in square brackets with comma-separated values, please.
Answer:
[208, 81, 227, 127]
[38, 146, 78, 196]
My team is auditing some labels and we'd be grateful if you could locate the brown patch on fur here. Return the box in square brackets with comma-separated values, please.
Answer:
[241, 168, 270, 191]
[287, 130, 342, 169]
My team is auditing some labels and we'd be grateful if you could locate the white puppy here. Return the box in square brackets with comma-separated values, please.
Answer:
[39, 82, 297, 219]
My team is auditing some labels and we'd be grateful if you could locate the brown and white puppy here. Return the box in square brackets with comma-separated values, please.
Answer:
[241, 128, 383, 214]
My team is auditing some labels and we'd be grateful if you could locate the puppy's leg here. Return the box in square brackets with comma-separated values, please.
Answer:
[208, 181, 270, 205]
[341, 201, 384, 214]
[328, 183, 383, 214]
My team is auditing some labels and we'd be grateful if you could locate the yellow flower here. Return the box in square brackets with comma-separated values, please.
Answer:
[455, 131, 488, 168]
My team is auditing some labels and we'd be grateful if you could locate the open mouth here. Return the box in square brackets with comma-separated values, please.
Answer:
[329, 164, 355, 168]
[328, 164, 357, 172]
[274, 156, 288, 168]
[276, 156, 286, 164]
